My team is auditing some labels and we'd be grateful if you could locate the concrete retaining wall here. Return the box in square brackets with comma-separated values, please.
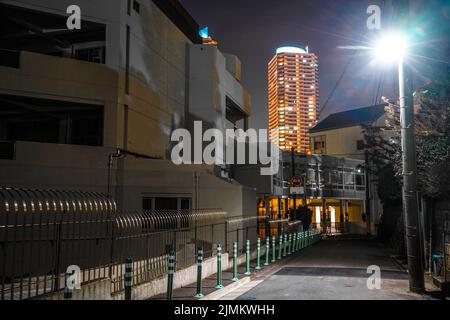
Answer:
[39, 246, 266, 300]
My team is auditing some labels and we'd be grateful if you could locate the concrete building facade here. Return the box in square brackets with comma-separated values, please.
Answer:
[0, 0, 255, 218]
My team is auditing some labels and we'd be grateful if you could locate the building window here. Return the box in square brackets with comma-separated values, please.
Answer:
[75, 47, 105, 64]
[312, 135, 326, 154]
[0, 94, 103, 147]
[142, 197, 192, 211]
[133, 0, 141, 13]
[0, 49, 20, 68]
[356, 140, 365, 151]
[1, 4, 106, 62]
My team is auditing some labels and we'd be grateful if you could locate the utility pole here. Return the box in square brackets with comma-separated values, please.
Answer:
[395, 0, 425, 293]
[365, 151, 371, 237]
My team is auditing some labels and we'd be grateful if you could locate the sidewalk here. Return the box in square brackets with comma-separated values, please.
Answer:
[149, 255, 294, 300]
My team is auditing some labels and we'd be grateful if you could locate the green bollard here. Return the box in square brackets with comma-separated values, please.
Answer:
[278, 235, 283, 260]
[232, 242, 239, 281]
[264, 237, 270, 266]
[293, 233, 297, 252]
[124, 258, 133, 300]
[283, 234, 287, 257]
[297, 232, 301, 251]
[271, 236, 276, 263]
[216, 243, 223, 289]
[256, 238, 262, 271]
[194, 248, 204, 298]
[167, 251, 176, 300]
[245, 240, 252, 276]
[301, 232, 305, 249]
[287, 233, 292, 255]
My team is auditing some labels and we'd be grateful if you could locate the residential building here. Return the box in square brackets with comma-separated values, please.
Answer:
[233, 152, 367, 237]
[309, 104, 390, 235]
[268, 46, 319, 153]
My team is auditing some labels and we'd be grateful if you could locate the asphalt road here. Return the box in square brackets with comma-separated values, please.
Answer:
[234, 237, 424, 300]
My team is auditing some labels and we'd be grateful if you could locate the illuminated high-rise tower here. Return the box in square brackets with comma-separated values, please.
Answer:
[268, 46, 319, 153]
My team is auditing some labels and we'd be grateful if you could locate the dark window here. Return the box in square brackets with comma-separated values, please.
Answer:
[0, 142, 14, 160]
[0, 3, 106, 61]
[133, 1, 141, 13]
[357, 140, 365, 151]
[155, 198, 178, 210]
[0, 94, 103, 146]
[75, 47, 105, 64]
[312, 135, 326, 154]
[127, 0, 132, 15]
[0, 49, 20, 68]
[180, 198, 191, 210]
[142, 198, 152, 211]
[142, 197, 192, 211]
[356, 174, 364, 186]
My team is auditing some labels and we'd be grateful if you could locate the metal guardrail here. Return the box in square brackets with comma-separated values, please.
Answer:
[0, 187, 259, 300]
[0, 187, 115, 300]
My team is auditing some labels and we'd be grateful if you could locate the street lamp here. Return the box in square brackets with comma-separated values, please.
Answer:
[373, 32, 425, 293]
[374, 32, 408, 63]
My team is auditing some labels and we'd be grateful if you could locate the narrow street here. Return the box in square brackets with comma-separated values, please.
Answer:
[231, 237, 426, 300]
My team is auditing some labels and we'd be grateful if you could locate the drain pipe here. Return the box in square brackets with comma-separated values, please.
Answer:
[107, 148, 160, 197]
[107, 148, 124, 198]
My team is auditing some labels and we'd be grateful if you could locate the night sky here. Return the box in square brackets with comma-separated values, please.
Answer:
[180, 0, 449, 130]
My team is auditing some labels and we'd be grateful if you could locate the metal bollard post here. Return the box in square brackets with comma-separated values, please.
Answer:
[245, 240, 252, 276]
[256, 238, 262, 271]
[302, 231, 306, 249]
[297, 232, 301, 251]
[216, 244, 224, 289]
[288, 233, 292, 255]
[167, 251, 175, 300]
[264, 237, 270, 266]
[194, 248, 204, 298]
[125, 258, 133, 301]
[272, 236, 276, 263]
[278, 235, 283, 260]
[293, 233, 297, 253]
[232, 242, 239, 281]
[283, 234, 287, 257]
[64, 271, 73, 300]
[303, 231, 306, 248]
[298, 232, 302, 250]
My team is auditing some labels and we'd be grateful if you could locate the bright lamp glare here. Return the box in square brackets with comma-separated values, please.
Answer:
[375, 34, 408, 63]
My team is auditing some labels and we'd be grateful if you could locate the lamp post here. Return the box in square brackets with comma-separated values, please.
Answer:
[374, 32, 425, 293]
[397, 54, 425, 293]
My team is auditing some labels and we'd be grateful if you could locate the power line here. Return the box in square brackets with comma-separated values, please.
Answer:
[320, 52, 356, 117]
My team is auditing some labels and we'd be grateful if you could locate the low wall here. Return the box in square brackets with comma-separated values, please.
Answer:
[39, 247, 266, 300]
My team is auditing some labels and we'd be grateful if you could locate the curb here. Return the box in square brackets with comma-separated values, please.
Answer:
[200, 277, 251, 300]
